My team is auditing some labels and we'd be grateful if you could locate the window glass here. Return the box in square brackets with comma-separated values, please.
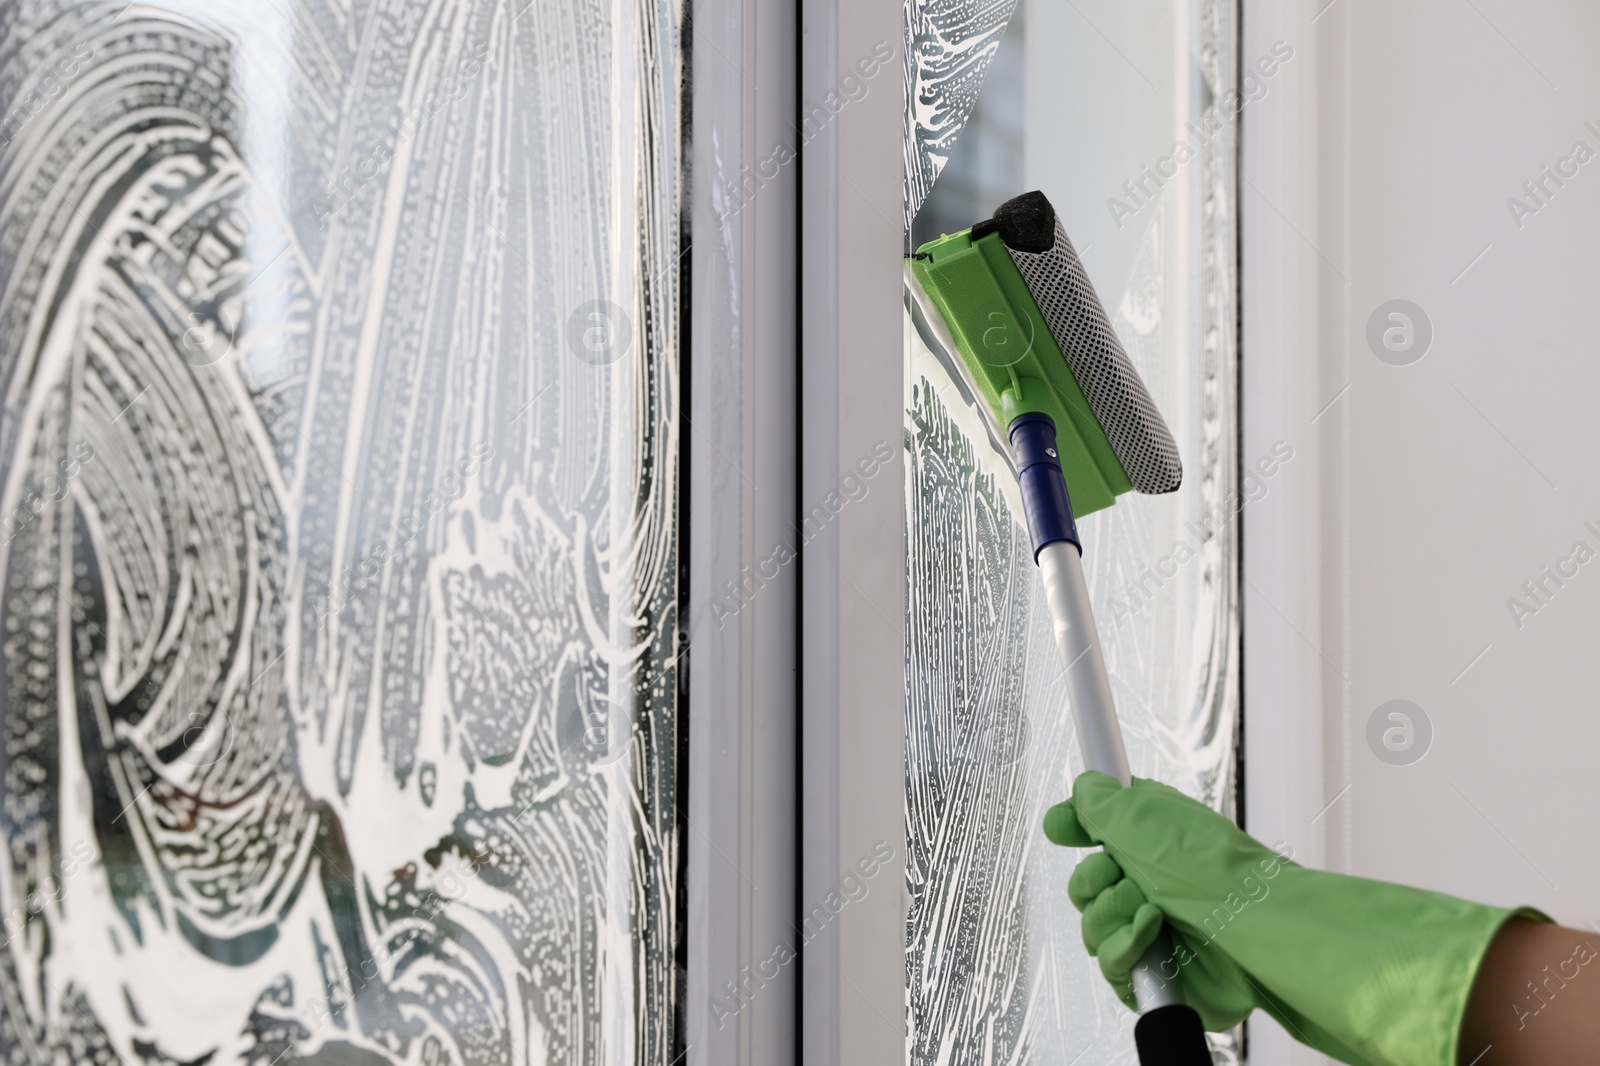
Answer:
[0, 2, 681, 1062]
[905, 1, 1241, 1062]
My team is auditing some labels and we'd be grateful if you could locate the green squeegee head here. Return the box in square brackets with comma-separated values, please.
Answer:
[910, 190, 1182, 517]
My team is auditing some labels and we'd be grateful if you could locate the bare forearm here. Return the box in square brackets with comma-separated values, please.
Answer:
[1459, 919, 1600, 1064]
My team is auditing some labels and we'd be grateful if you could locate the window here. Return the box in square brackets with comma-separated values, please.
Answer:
[0, 2, 682, 1061]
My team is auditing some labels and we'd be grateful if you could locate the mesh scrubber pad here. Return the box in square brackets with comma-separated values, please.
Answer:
[998, 201, 1183, 495]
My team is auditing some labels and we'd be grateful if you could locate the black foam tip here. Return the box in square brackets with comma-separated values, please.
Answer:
[972, 190, 1057, 253]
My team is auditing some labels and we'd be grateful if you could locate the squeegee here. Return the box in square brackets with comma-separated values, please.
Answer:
[907, 191, 1209, 1065]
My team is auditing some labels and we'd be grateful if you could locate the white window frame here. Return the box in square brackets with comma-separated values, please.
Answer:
[687, 0, 905, 1062]
[1241, 0, 1346, 1062]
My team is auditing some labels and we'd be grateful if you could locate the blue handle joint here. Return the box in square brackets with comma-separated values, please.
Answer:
[1009, 412, 1082, 562]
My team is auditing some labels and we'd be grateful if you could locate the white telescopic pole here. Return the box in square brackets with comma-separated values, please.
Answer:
[1036, 540, 1131, 785]
[1035, 539, 1182, 1012]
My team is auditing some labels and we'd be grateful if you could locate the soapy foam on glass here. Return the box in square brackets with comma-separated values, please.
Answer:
[0, 1, 682, 1061]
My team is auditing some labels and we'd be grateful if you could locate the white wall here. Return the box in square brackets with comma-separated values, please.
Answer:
[1245, 0, 1600, 1060]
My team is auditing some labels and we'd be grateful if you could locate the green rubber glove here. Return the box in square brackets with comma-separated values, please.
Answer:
[1043, 771, 1541, 1066]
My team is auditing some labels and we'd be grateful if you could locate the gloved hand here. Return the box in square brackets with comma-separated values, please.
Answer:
[1044, 771, 1541, 1066]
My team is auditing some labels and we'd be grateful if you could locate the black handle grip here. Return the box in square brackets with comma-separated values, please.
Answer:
[1134, 1004, 1212, 1065]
